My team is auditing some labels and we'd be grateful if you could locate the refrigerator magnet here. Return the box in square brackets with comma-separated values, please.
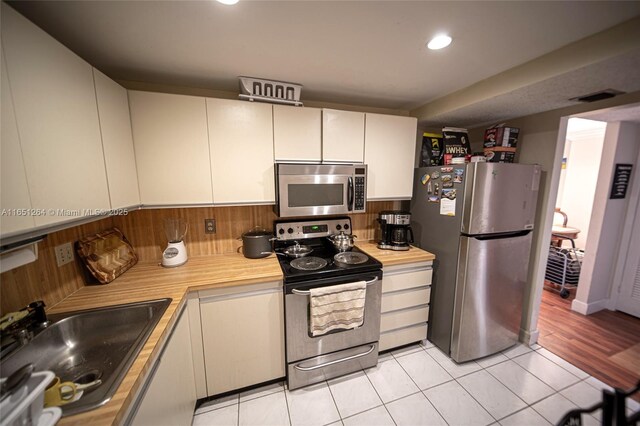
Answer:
[442, 188, 456, 200]
[421, 173, 430, 185]
[427, 181, 433, 194]
[440, 197, 455, 216]
[454, 169, 464, 177]
[428, 195, 440, 203]
[441, 167, 453, 173]
[431, 171, 440, 180]
[453, 175, 463, 184]
[442, 181, 453, 188]
[434, 183, 440, 194]
[441, 174, 452, 183]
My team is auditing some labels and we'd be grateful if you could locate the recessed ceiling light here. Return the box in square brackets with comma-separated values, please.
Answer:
[427, 34, 452, 50]
[217, 0, 239, 5]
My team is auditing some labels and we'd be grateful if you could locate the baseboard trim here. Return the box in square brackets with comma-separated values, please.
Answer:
[571, 298, 609, 315]
[520, 328, 540, 346]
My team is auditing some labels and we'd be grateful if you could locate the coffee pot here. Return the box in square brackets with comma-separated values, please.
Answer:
[377, 211, 414, 251]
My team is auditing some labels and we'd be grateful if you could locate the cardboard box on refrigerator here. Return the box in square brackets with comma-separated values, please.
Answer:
[484, 146, 517, 163]
[484, 126, 520, 148]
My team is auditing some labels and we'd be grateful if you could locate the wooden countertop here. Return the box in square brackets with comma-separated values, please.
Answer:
[50, 253, 282, 426]
[48, 245, 435, 425]
[357, 241, 435, 266]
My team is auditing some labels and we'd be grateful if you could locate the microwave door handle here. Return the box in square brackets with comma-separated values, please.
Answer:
[348, 177, 354, 211]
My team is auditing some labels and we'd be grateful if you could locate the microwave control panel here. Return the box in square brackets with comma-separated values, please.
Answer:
[354, 176, 366, 211]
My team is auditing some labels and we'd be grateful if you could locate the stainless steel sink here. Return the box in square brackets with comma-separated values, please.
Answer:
[0, 298, 171, 416]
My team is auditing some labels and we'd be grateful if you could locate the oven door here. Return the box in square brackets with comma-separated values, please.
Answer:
[285, 271, 382, 363]
[278, 173, 352, 217]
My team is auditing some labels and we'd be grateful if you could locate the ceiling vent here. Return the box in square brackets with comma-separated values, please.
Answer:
[570, 89, 625, 103]
[238, 76, 303, 106]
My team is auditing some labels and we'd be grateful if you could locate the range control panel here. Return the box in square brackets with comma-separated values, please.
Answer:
[274, 217, 352, 241]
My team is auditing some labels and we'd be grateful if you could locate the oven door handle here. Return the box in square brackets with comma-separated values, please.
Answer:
[291, 277, 378, 295]
[293, 344, 376, 371]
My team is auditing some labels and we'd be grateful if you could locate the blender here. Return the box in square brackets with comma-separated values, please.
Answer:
[162, 218, 188, 267]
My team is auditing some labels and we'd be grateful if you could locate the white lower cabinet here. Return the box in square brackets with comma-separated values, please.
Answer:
[379, 262, 433, 351]
[130, 308, 196, 426]
[199, 281, 285, 395]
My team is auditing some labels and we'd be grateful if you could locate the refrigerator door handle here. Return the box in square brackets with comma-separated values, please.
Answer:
[463, 230, 531, 240]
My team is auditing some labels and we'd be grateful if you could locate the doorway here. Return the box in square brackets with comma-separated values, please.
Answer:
[533, 103, 640, 391]
[543, 118, 606, 299]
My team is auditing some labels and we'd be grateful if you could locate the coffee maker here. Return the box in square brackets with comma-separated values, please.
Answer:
[377, 211, 414, 251]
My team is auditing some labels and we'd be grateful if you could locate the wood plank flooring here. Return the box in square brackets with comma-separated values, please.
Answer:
[538, 288, 640, 395]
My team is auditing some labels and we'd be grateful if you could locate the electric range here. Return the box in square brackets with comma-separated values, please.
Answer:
[273, 216, 383, 390]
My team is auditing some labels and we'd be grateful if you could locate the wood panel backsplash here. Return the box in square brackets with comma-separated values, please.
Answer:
[0, 201, 400, 314]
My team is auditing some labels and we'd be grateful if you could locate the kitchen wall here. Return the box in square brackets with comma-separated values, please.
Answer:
[0, 201, 399, 315]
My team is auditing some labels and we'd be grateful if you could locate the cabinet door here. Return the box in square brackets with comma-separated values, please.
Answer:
[2, 4, 110, 226]
[273, 105, 321, 162]
[131, 310, 196, 426]
[365, 113, 417, 200]
[129, 91, 213, 205]
[1, 47, 35, 235]
[207, 98, 275, 204]
[322, 109, 365, 163]
[93, 69, 140, 209]
[200, 287, 285, 395]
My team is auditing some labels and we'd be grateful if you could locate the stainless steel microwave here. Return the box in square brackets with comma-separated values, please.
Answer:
[275, 164, 367, 217]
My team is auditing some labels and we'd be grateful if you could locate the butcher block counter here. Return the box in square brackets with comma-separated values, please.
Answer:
[357, 241, 435, 266]
[47, 245, 434, 425]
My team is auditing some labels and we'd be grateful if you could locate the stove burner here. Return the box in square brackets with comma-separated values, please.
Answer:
[290, 256, 328, 271]
[334, 251, 369, 266]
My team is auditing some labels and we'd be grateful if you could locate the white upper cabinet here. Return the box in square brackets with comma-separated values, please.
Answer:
[129, 91, 213, 205]
[207, 99, 275, 204]
[322, 109, 365, 163]
[273, 105, 322, 163]
[93, 69, 140, 209]
[1, 47, 35, 235]
[1, 3, 110, 226]
[364, 113, 418, 200]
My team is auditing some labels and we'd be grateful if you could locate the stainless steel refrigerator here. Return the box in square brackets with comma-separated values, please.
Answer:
[410, 162, 541, 363]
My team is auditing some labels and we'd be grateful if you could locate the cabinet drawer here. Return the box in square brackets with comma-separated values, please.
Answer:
[380, 305, 429, 333]
[382, 269, 432, 293]
[379, 323, 428, 352]
[381, 287, 431, 313]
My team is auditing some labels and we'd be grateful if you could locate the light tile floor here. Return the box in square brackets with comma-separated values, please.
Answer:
[192, 341, 639, 426]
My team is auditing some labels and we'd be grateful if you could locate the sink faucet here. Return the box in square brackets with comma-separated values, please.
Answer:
[0, 300, 49, 354]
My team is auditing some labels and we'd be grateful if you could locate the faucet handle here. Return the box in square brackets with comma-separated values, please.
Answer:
[27, 300, 47, 326]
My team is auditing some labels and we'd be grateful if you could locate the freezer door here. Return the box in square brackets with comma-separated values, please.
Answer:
[451, 232, 532, 362]
[462, 163, 541, 235]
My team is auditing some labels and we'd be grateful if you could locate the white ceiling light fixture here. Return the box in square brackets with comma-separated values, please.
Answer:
[216, 0, 239, 5]
[427, 34, 452, 50]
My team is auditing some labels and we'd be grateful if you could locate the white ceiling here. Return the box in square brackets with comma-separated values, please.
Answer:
[7, 0, 640, 112]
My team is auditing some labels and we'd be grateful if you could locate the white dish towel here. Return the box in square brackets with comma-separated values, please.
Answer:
[309, 281, 367, 337]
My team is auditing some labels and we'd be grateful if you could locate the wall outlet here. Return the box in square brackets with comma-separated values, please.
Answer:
[54, 242, 74, 267]
[205, 219, 216, 234]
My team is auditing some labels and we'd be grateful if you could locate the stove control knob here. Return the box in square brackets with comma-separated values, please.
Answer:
[336, 224, 342, 231]
[278, 228, 285, 235]
[287, 228, 294, 234]
[344, 224, 350, 230]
